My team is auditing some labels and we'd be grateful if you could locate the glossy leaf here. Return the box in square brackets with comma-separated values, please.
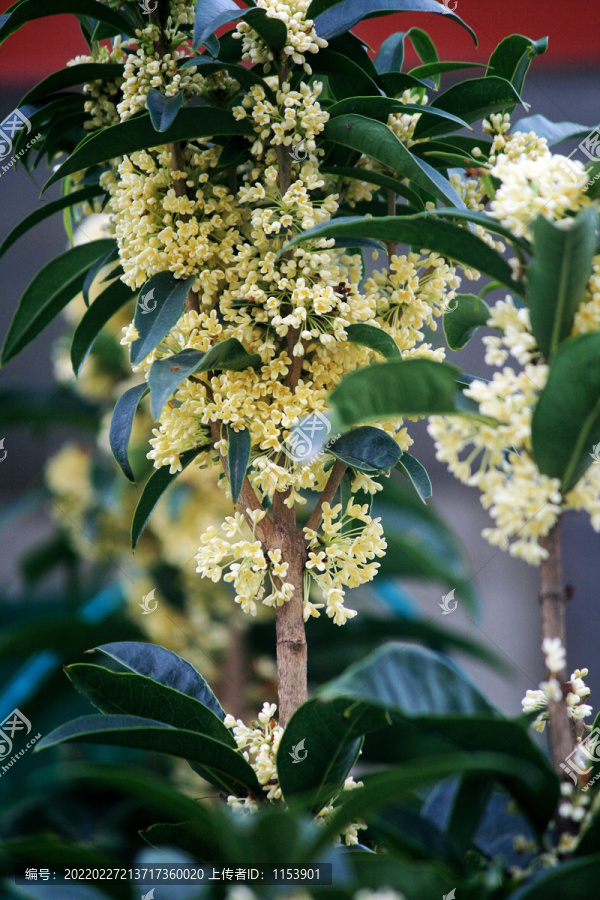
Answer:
[66, 663, 235, 746]
[131, 272, 195, 365]
[528, 207, 597, 357]
[486, 34, 547, 97]
[194, 0, 287, 51]
[323, 164, 425, 209]
[71, 278, 135, 375]
[323, 114, 465, 208]
[227, 425, 251, 503]
[181, 55, 277, 101]
[510, 114, 599, 146]
[82, 243, 120, 307]
[131, 445, 207, 547]
[531, 333, 600, 493]
[395, 451, 432, 501]
[0, 186, 104, 263]
[36, 714, 261, 796]
[109, 383, 149, 483]
[414, 76, 523, 139]
[43, 108, 253, 193]
[94, 642, 226, 718]
[19, 62, 124, 106]
[443, 293, 491, 350]
[0, 238, 115, 364]
[312, 48, 384, 97]
[284, 214, 522, 293]
[0, 0, 135, 46]
[312, 0, 476, 44]
[345, 323, 400, 359]
[328, 426, 401, 472]
[146, 88, 184, 132]
[148, 339, 262, 419]
[327, 96, 471, 132]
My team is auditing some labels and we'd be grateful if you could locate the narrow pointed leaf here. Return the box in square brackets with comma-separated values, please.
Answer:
[395, 451, 432, 501]
[82, 243, 120, 307]
[227, 425, 251, 503]
[194, 2, 286, 52]
[0, 238, 115, 364]
[486, 34, 547, 96]
[414, 76, 523, 139]
[146, 89, 184, 132]
[328, 426, 401, 471]
[71, 278, 134, 376]
[131, 272, 195, 365]
[312, 0, 476, 44]
[327, 97, 471, 132]
[0, 0, 135, 46]
[109, 383, 149, 483]
[95, 641, 226, 718]
[20, 62, 124, 106]
[345, 323, 400, 359]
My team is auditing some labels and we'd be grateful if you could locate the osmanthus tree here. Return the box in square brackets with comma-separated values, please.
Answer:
[3, 0, 600, 896]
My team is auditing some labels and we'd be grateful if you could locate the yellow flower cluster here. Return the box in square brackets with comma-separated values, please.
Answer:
[234, 0, 328, 74]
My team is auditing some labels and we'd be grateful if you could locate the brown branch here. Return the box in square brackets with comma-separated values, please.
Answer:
[305, 459, 348, 534]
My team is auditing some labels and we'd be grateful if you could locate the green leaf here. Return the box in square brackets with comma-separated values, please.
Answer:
[323, 114, 465, 208]
[109, 383, 149, 483]
[326, 358, 461, 434]
[71, 278, 135, 375]
[43, 108, 253, 193]
[531, 333, 600, 493]
[227, 425, 251, 503]
[509, 855, 600, 899]
[423, 206, 531, 250]
[36, 714, 261, 797]
[180, 56, 277, 101]
[66, 663, 235, 747]
[132, 446, 206, 547]
[0, 0, 135, 46]
[442, 293, 490, 350]
[409, 60, 484, 79]
[19, 62, 124, 106]
[510, 114, 599, 146]
[326, 96, 471, 133]
[328, 426, 401, 472]
[323, 165, 425, 209]
[313, 0, 477, 45]
[486, 34, 547, 96]
[0, 186, 104, 263]
[82, 243, 120, 307]
[283, 214, 523, 294]
[95, 641, 226, 719]
[194, 1, 287, 52]
[277, 697, 388, 813]
[148, 339, 262, 419]
[414, 76, 523, 139]
[312, 49, 384, 98]
[395, 451, 432, 501]
[146, 88, 184, 132]
[345, 323, 400, 359]
[0, 387, 99, 431]
[528, 207, 598, 357]
[131, 272, 195, 365]
[0, 238, 115, 364]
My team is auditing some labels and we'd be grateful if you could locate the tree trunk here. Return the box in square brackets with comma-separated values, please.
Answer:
[276, 528, 307, 726]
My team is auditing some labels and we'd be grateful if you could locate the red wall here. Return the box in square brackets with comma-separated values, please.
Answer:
[1, 0, 598, 87]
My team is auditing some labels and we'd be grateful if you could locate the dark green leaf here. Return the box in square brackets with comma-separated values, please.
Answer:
[132, 446, 207, 547]
[19, 62, 124, 106]
[0, 186, 104, 263]
[443, 292, 490, 350]
[328, 425, 401, 471]
[194, 1, 287, 52]
[95, 641, 226, 719]
[146, 88, 184, 132]
[0, 387, 99, 431]
[511, 114, 599, 146]
[66, 663, 235, 746]
[345, 323, 400, 359]
[283, 214, 523, 294]
[323, 164, 425, 209]
[414, 76, 523, 139]
[0, 238, 115, 364]
[409, 60, 484, 79]
[395, 451, 432, 501]
[36, 714, 261, 797]
[227, 425, 251, 503]
[510, 855, 600, 899]
[323, 114, 465, 208]
[312, 49, 384, 97]
[531, 333, 600, 493]
[43, 108, 253, 193]
[71, 278, 135, 375]
[0, 0, 135, 46]
[327, 97, 470, 133]
[528, 207, 597, 357]
[313, 0, 476, 45]
[109, 383, 149, 483]
[82, 243, 119, 307]
[148, 339, 261, 419]
[486, 34, 547, 97]
[180, 56, 276, 101]
[131, 272, 195, 365]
